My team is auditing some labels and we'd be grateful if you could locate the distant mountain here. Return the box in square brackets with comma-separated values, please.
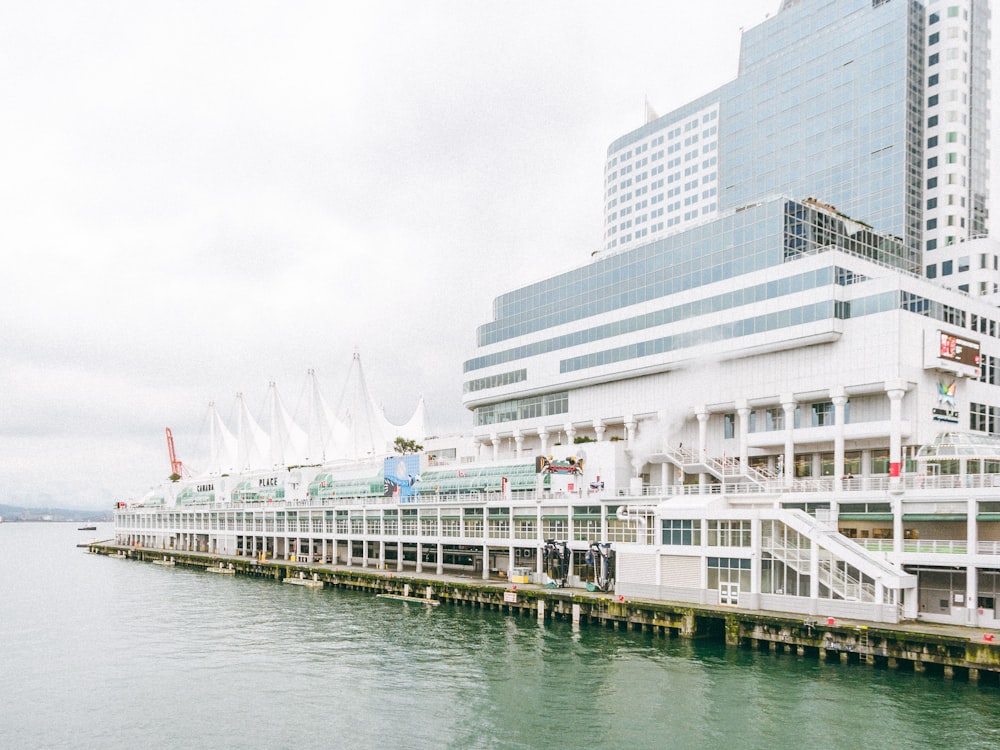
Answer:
[0, 504, 112, 523]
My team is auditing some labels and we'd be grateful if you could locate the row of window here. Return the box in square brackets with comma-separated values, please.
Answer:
[467, 266, 842, 373]
[473, 392, 568, 427]
[463, 369, 526, 394]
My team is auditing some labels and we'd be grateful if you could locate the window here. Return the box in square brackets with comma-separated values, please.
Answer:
[929, 53, 939, 66]
[929, 32, 940, 45]
[927, 197, 938, 209]
[663, 519, 700, 546]
[765, 407, 784, 431]
[927, 218, 937, 229]
[928, 115, 938, 128]
[928, 135, 938, 148]
[723, 413, 735, 439]
[928, 177, 938, 189]
[926, 264, 937, 278]
[811, 401, 834, 427]
[942, 260, 953, 276]
[928, 74, 939, 87]
[928, 95, 939, 108]
[927, 239, 938, 251]
[708, 521, 752, 547]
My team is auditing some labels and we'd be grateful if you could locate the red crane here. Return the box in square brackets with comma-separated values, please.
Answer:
[165, 427, 187, 477]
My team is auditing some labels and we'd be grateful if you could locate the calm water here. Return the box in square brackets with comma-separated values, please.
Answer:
[2, 523, 999, 750]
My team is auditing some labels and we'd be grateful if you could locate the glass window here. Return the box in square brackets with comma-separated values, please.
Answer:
[811, 401, 834, 427]
[663, 519, 700, 546]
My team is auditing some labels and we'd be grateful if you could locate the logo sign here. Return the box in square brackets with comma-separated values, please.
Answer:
[932, 380, 959, 423]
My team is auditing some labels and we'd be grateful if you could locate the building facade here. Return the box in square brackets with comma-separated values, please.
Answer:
[117, 0, 999, 629]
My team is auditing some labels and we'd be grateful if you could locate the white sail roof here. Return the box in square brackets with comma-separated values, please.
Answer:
[193, 353, 428, 474]
[265, 381, 308, 468]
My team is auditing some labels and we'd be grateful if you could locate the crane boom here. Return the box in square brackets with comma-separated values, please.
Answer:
[165, 427, 185, 477]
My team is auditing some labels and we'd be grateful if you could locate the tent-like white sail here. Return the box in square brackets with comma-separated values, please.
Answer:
[205, 401, 238, 475]
[235, 392, 270, 471]
[265, 381, 308, 468]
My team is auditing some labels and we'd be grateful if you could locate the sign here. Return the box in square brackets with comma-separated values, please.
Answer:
[939, 331, 980, 368]
[932, 380, 960, 423]
[503, 591, 518, 603]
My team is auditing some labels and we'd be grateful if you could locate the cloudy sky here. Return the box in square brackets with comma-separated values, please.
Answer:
[2, 1, 996, 510]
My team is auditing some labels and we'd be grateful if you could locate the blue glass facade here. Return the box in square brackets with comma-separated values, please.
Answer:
[724, 0, 924, 265]
[604, 0, 925, 266]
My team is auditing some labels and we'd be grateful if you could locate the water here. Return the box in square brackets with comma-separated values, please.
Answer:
[2, 523, 999, 750]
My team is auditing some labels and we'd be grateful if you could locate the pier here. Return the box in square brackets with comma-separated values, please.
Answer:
[91, 542, 1000, 685]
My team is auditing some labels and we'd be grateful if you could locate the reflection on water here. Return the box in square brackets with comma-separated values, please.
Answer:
[2, 522, 999, 750]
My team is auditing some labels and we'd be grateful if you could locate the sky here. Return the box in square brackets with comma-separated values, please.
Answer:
[2, 1, 997, 510]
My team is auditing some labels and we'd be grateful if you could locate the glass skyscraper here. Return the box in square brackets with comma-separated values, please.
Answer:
[601, 0, 989, 269]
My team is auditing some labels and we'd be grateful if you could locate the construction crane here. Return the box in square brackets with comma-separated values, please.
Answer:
[165, 427, 188, 478]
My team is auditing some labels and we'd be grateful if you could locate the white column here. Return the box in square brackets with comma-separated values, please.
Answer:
[736, 400, 750, 474]
[436, 543, 444, 575]
[886, 380, 908, 488]
[538, 429, 550, 455]
[513, 429, 524, 459]
[782, 396, 796, 489]
[696, 409, 709, 491]
[832, 389, 847, 498]
[490, 432, 499, 462]
[482, 544, 490, 580]
[624, 414, 637, 445]
[415, 542, 423, 573]
[593, 419, 606, 442]
[968, 497, 979, 625]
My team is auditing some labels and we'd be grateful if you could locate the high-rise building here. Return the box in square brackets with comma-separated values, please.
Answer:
[601, 0, 990, 269]
[456, 0, 1000, 624]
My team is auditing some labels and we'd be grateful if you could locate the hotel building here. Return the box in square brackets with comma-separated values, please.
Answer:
[116, 0, 1000, 628]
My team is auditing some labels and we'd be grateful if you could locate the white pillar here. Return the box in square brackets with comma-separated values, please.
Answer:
[593, 420, 606, 442]
[538, 429, 550, 455]
[782, 396, 796, 489]
[886, 380, 908, 488]
[736, 400, 750, 474]
[968, 497, 979, 625]
[696, 409, 709, 491]
[624, 414, 637, 445]
[490, 432, 499, 462]
[564, 422, 576, 446]
[513, 429, 524, 459]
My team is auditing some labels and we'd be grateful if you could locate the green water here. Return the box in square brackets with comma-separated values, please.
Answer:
[2, 522, 998, 749]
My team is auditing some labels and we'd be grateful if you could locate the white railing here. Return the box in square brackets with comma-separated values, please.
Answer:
[855, 538, 977, 555]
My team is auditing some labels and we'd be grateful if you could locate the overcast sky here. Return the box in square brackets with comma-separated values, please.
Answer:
[3, 1, 997, 510]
